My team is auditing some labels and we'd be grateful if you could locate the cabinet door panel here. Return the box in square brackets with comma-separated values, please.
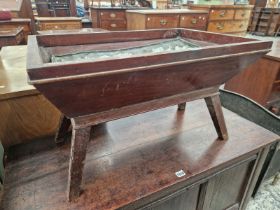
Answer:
[202, 160, 255, 210]
[142, 185, 199, 210]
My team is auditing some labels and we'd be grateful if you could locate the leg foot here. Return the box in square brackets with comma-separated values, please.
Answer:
[178, 102, 186, 111]
[67, 126, 91, 201]
[55, 115, 71, 144]
[205, 94, 228, 140]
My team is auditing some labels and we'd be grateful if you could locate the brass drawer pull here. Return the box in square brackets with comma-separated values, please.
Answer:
[110, 23, 117, 28]
[160, 19, 168, 26]
[191, 18, 197, 24]
[239, 24, 244, 28]
[241, 13, 246, 17]
[110, 13, 116, 18]
[219, 10, 227, 17]
[216, 23, 224, 30]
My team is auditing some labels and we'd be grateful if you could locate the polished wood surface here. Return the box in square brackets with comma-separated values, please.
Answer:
[0, 46, 61, 147]
[1, 101, 279, 209]
[225, 40, 280, 109]
[189, 5, 253, 35]
[91, 8, 128, 31]
[126, 9, 208, 30]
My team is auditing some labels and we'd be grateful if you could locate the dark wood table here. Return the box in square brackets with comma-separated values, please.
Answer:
[0, 27, 24, 47]
[1, 100, 279, 210]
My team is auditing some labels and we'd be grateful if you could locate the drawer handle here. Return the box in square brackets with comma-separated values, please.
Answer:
[241, 13, 246, 17]
[101, 12, 103, 16]
[219, 10, 227, 17]
[216, 23, 224, 30]
[191, 18, 197, 24]
[110, 23, 117, 27]
[160, 19, 168, 26]
[239, 24, 244, 28]
[110, 13, 116, 18]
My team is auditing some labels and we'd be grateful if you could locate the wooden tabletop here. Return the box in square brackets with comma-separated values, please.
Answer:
[126, 9, 208, 14]
[0, 45, 38, 101]
[2, 100, 279, 210]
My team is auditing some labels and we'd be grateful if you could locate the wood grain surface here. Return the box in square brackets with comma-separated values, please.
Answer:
[1, 101, 279, 210]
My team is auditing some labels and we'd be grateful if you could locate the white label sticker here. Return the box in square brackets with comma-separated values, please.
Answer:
[175, 170, 186, 178]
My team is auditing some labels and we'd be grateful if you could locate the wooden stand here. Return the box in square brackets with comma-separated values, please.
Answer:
[55, 88, 228, 201]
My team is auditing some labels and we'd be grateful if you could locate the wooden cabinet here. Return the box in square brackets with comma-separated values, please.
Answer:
[225, 40, 280, 114]
[0, 19, 31, 43]
[35, 17, 82, 31]
[126, 9, 208, 30]
[91, 8, 128, 31]
[0, 0, 35, 34]
[1, 98, 279, 210]
[189, 5, 253, 35]
[0, 28, 24, 48]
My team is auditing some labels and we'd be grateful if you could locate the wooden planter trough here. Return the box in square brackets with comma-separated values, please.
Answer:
[27, 29, 272, 201]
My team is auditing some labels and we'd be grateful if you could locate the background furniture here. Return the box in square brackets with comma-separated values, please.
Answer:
[91, 7, 130, 30]
[35, 0, 77, 17]
[188, 4, 253, 36]
[0, 46, 61, 148]
[126, 9, 208, 30]
[35, 17, 82, 31]
[0, 28, 24, 48]
[225, 40, 280, 115]
[0, 19, 31, 43]
[249, 8, 280, 36]
[0, 0, 35, 34]
[1, 99, 279, 209]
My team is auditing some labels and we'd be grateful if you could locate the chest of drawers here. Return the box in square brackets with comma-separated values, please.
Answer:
[91, 8, 128, 31]
[189, 5, 253, 35]
[126, 9, 208, 30]
[35, 17, 82, 31]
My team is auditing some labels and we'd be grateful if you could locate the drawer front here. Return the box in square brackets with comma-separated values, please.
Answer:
[180, 14, 207, 29]
[99, 10, 125, 20]
[100, 20, 126, 30]
[208, 20, 248, 33]
[146, 15, 179, 29]
[209, 9, 234, 20]
[235, 9, 251, 20]
[39, 22, 82, 30]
